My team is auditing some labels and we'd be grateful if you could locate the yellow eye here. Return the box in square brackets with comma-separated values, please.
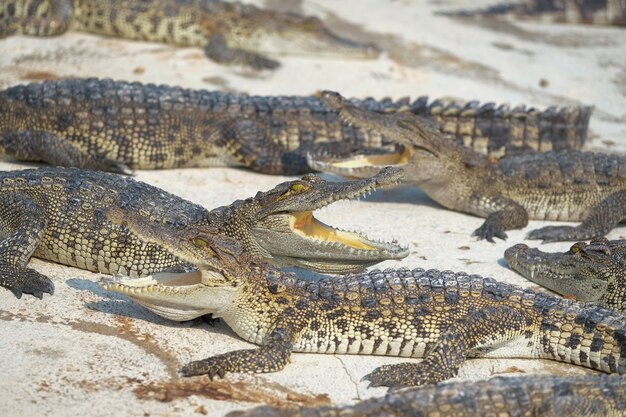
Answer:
[192, 237, 217, 256]
[570, 244, 582, 254]
[290, 183, 306, 193]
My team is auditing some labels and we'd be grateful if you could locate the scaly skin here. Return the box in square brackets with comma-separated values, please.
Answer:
[0, 79, 593, 175]
[0, 166, 407, 299]
[505, 238, 626, 313]
[309, 91, 626, 243]
[0, 0, 379, 69]
[443, 0, 626, 27]
[228, 375, 626, 417]
[101, 223, 626, 389]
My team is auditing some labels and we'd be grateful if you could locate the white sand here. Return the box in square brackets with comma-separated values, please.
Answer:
[0, 1, 625, 416]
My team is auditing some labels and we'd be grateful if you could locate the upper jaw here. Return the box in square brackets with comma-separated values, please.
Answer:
[253, 19, 379, 59]
[260, 166, 404, 215]
[505, 244, 555, 279]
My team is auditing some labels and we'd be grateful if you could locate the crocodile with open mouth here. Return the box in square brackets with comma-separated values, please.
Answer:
[101, 216, 626, 389]
[0, 166, 407, 299]
[505, 238, 626, 313]
[0, 0, 379, 69]
[309, 91, 626, 243]
[0, 78, 593, 175]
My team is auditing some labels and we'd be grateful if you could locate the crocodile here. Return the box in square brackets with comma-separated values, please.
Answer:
[0, 0, 380, 69]
[101, 218, 626, 389]
[0, 78, 594, 175]
[505, 238, 626, 313]
[228, 374, 626, 417]
[0, 166, 407, 299]
[309, 91, 626, 243]
[441, 0, 626, 27]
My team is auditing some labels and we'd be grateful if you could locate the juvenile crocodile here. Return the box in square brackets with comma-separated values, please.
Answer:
[102, 220, 626, 389]
[309, 91, 626, 243]
[228, 375, 626, 417]
[0, 166, 407, 299]
[442, 0, 626, 27]
[0, 0, 379, 69]
[0, 79, 593, 175]
[505, 238, 626, 313]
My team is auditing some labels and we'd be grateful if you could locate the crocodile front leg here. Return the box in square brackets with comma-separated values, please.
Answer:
[0, 192, 53, 299]
[0, 131, 132, 174]
[204, 35, 280, 70]
[363, 306, 532, 389]
[528, 190, 626, 242]
[181, 318, 301, 378]
[0, 0, 72, 37]
[471, 196, 529, 242]
[215, 117, 311, 175]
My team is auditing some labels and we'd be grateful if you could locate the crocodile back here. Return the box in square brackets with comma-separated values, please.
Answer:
[0, 79, 593, 174]
[281, 267, 626, 374]
[0, 167, 211, 274]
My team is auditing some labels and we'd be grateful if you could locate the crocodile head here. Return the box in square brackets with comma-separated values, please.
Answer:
[101, 229, 252, 322]
[229, 6, 379, 59]
[221, 166, 409, 274]
[504, 239, 624, 306]
[308, 91, 483, 187]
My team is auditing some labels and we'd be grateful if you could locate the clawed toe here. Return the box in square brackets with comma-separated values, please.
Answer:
[472, 225, 508, 243]
[180, 358, 228, 379]
[4, 271, 55, 300]
[362, 364, 418, 390]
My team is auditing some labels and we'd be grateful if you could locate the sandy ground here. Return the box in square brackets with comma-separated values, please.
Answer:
[0, 1, 625, 416]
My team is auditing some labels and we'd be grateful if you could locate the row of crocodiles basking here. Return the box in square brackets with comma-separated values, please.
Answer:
[0, 77, 624, 415]
[1, 1, 623, 73]
[1, 2, 626, 414]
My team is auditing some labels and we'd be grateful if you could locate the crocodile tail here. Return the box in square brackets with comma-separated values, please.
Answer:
[437, 1, 626, 26]
[539, 295, 626, 375]
[409, 97, 593, 158]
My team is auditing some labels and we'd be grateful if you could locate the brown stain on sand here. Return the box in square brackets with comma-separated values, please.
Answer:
[1, 310, 331, 406]
[19, 70, 61, 81]
[134, 377, 331, 408]
[0, 310, 179, 379]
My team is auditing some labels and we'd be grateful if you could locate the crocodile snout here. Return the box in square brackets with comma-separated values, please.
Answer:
[504, 243, 530, 265]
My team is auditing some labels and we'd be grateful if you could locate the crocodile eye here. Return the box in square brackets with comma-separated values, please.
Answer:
[290, 183, 307, 193]
[570, 243, 585, 254]
[191, 237, 217, 256]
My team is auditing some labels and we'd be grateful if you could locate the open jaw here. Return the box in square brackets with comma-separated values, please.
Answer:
[280, 209, 407, 273]
[309, 93, 415, 178]
[258, 207, 409, 274]
[100, 269, 232, 322]
[504, 244, 607, 302]
[255, 169, 409, 274]
[307, 147, 413, 179]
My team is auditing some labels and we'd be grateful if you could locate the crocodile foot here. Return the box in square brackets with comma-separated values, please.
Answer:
[180, 356, 229, 379]
[472, 221, 508, 243]
[1, 268, 55, 299]
[362, 362, 450, 390]
[527, 225, 589, 243]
